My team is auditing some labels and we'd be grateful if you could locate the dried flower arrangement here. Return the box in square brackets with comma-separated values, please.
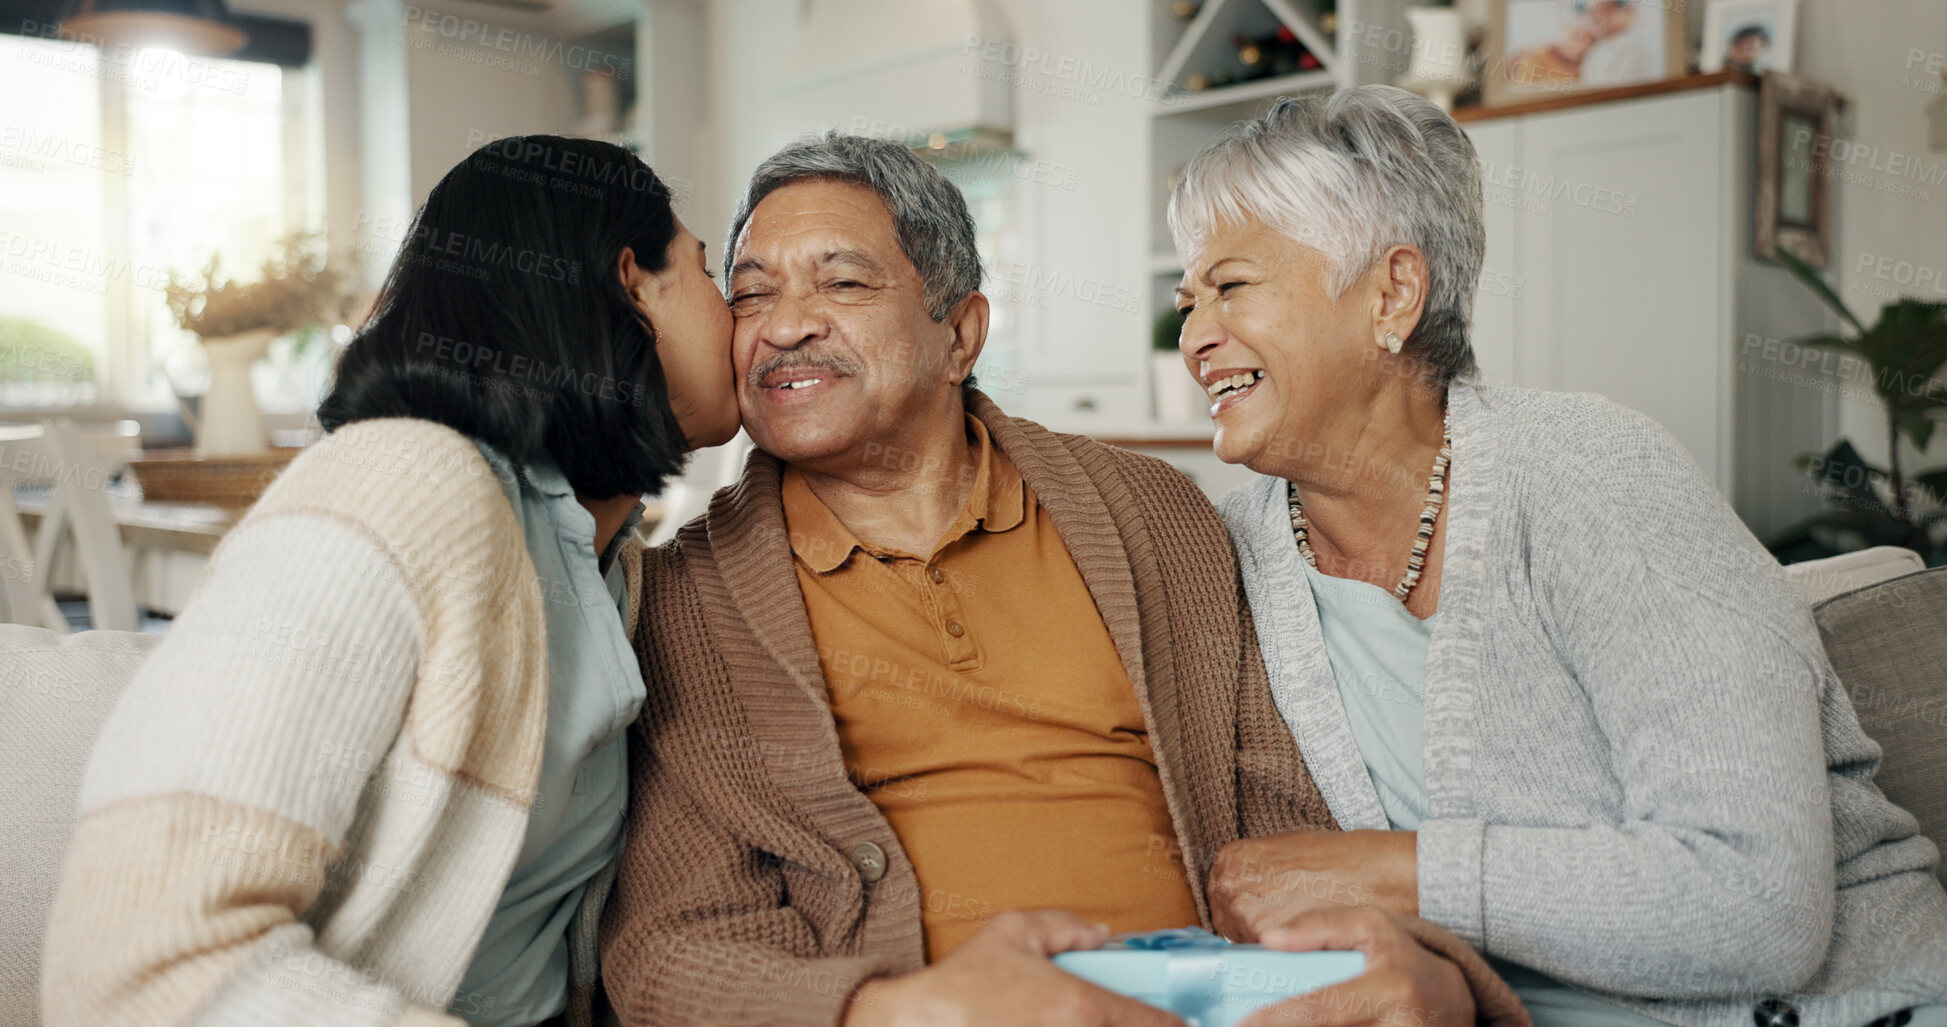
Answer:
[164, 232, 358, 339]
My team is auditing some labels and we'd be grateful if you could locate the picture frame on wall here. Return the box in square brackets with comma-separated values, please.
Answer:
[1700, 0, 1799, 74]
[1483, 0, 1689, 108]
[1755, 72, 1839, 269]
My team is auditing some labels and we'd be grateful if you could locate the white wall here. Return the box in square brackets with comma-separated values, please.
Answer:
[398, 0, 582, 203]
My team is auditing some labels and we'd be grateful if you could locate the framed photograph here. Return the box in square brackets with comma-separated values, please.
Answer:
[1755, 72, 1838, 269]
[1701, 0, 1798, 74]
[1484, 0, 1690, 107]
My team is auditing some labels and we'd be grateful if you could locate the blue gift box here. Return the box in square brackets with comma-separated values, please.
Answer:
[1053, 929, 1366, 1027]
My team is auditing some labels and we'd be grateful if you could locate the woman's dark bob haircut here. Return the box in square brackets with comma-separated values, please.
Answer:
[319, 135, 688, 499]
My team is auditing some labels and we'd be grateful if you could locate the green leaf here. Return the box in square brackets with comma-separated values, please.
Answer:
[1796, 440, 1891, 491]
[1897, 410, 1938, 453]
[1863, 300, 1947, 382]
[1776, 246, 1865, 335]
[1913, 467, 1947, 507]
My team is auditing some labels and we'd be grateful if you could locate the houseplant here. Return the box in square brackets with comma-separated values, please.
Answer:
[1152, 307, 1206, 425]
[1768, 248, 1947, 565]
[164, 232, 353, 457]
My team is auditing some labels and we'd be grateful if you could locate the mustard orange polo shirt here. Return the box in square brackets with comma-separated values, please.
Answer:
[780, 416, 1200, 961]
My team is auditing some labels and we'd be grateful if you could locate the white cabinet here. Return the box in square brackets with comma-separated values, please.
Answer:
[1460, 81, 1837, 541]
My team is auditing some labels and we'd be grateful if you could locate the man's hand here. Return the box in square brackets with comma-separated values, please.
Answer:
[841, 909, 1186, 1027]
[1207, 830, 1417, 942]
[1238, 907, 1475, 1027]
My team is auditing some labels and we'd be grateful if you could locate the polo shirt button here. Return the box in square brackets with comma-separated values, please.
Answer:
[929, 566, 944, 583]
[1753, 998, 1799, 1027]
[946, 621, 965, 637]
[849, 842, 887, 883]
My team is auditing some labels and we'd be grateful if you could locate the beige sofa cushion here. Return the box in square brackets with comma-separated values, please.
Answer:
[1785, 545, 1926, 607]
[0, 624, 158, 1027]
[1813, 566, 1947, 891]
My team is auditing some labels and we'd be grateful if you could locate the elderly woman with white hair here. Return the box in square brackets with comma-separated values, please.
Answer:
[1172, 86, 1947, 1027]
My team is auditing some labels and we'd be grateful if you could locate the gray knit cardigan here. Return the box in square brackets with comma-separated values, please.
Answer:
[1221, 382, 1947, 1027]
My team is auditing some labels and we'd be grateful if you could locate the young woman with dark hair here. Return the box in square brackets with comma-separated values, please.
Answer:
[43, 136, 737, 1027]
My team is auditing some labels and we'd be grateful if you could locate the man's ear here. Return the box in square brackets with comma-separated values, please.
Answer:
[945, 291, 990, 386]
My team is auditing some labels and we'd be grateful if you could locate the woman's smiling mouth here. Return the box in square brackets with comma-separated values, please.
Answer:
[1203, 368, 1265, 415]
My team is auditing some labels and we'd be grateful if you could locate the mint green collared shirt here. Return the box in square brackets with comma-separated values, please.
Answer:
[1300, 561, 1668, 1027]
[451, 443, 645, 1027]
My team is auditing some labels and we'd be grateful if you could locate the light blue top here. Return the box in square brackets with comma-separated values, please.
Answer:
[451, 443, 646, 1027]
[1299, 559, 1668, 1027]
[1300, 561, 1435, 832]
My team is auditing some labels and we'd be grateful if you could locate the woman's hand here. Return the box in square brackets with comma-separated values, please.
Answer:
[1237, 907, 1475, 1027]
[1208, 830, 1418, 942]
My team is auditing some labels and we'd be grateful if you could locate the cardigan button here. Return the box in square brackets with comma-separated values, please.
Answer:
[1754, 999, 1799, 1027]
[849, 842, 887, 883]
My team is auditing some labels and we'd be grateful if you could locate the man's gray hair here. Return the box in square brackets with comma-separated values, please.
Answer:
[726, 132, 984, 324]
[1167, 85, 1485, 385]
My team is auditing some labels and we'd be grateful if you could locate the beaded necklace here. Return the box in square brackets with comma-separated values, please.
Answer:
[1286, 408, 1452, 603]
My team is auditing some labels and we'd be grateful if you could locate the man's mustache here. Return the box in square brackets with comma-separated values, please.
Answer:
[746, 353, 864, 389]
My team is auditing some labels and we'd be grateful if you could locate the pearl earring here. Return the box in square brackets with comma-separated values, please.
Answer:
[1385, 331, 1403, 355]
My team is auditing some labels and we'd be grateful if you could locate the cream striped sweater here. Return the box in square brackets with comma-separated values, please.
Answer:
[42, 419, 554, 1027]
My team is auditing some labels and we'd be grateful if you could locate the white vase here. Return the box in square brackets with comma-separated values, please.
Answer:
[196, 329, 276, 457]
[1397, 7, 1473, 113]
[1152, 350, 1207, 426]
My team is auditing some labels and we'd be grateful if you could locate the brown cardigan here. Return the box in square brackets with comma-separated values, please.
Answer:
[602, 393, 1526, 1027]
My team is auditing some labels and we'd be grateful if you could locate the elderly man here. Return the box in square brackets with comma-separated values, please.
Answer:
[599, 134, 1521, 1027]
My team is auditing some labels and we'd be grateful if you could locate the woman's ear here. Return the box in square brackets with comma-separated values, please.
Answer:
[617, 245, 647, 294]
[1375, 244, 1429, 345]
[618, 245, 661, 317]
[616, 245, 659, 336]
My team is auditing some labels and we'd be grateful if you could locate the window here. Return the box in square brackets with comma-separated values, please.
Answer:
[0, 33, 106, 406]
[0, 33, 316, 411]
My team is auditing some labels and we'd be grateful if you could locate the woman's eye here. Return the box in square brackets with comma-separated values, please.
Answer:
[1175, 306, 1193, 322]
[1218, 281, 1245, 294]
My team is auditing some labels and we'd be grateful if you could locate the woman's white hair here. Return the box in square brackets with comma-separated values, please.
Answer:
[1167, 85, 1485, 385]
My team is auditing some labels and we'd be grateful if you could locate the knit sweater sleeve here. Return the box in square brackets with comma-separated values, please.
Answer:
[1416, 398, 1837, 997]
[601, 546, 908, 1027]
[41, 514, 459, 1027]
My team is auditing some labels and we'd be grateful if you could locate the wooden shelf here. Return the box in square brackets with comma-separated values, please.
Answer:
[1158, 69, 1338, 116]
[1146, 0, 1415, 412]
[1454, 70, 1758, 124]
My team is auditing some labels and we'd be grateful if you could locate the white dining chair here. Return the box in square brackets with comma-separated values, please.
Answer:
[0, 422, 139, 633]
